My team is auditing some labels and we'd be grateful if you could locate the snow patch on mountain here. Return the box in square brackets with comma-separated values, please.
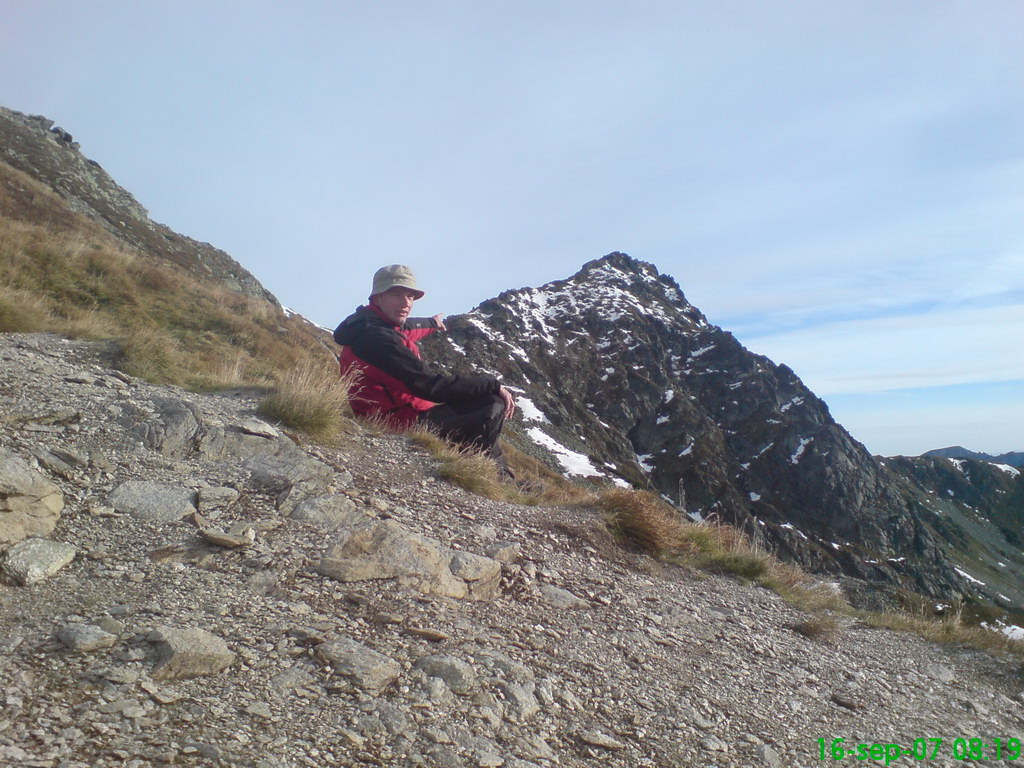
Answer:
[516, 396, 549, 424]
[991, 463, 1020, 477]
[526, 427, 602, 478]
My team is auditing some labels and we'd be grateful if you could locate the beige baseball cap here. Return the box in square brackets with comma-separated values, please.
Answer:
[371, 264, 424, 299]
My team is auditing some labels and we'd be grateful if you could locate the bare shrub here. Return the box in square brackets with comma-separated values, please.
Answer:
[0, 284, 50, 332]
[790, 616, 840, 643]
[258, 361, 352, 442]
[117, 325, 187, 385]
[600, 488, 695, 555]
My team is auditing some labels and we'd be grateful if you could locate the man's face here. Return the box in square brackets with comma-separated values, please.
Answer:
[372, 286, 418, 325]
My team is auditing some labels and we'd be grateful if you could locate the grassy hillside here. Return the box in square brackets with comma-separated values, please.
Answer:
[0, 159, 335, 391]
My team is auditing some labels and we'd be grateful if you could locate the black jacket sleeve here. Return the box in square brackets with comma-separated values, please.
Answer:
[350, 325, 500, 403]
[404, 317, 439, 330]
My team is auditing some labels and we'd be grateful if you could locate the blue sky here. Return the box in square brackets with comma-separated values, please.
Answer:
[2, 1, 1022, 456]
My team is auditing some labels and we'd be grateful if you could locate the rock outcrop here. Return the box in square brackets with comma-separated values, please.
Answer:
[0, 449, 65, 546]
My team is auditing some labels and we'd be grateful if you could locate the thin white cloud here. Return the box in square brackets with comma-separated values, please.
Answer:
[744, 303, 1024, 395]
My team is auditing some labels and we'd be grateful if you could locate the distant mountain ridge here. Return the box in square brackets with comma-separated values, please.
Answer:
[422, 253, 1024, 611]
[922, 446, 1024, 468]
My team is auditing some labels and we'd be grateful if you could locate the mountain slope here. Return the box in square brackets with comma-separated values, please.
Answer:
[1, 332, 1021, 767]
[884, 455, 1024, 611]
[422, 253, 1022, 610]
[0, 105, 333, 389]
[0, 106, 271, 300]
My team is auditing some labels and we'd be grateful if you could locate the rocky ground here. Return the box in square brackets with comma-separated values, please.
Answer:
[1, 333, 1021, 768]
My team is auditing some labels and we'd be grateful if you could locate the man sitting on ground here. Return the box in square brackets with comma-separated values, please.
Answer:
[334, 265, 516, 477]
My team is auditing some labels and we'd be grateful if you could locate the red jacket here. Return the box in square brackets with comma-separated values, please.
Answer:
[334, 305, 500, 428]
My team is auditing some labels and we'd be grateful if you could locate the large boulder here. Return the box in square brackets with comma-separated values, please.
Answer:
[317, 519, 501, 600]
[134, 399, 202, 457]
[0, 449, 65, 548]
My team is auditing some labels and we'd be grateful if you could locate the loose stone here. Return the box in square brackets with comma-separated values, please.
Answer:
[57, 623, 117, 651]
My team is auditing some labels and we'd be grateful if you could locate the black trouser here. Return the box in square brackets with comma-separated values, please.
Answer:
[418, 393, 509, 472]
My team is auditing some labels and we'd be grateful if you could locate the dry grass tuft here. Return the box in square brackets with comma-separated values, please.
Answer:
[504, 445, 598, 506]
[600, 488, 697, 555]
[117, 324, 188, 385]
[600, 487, 857, 613]
[599, 488, 774, 580]
[599, 489, 1022, 659]
[0, 284, 51, 332]
[790, 616, 840, 643]
[861, 611, 1024, 658]
[408, 427, 508, 501]
[257, 362, 352, 443]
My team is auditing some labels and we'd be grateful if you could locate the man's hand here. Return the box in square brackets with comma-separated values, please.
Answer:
[498, 386, 516, 420]
[432, 314, 446, 332]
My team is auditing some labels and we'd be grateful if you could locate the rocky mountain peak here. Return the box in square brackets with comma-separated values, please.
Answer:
[478, 252, 705, 339]
[424, 253, 1024, 610]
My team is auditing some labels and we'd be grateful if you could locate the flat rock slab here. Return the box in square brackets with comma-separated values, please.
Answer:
[196, 486, 240, 511]
[414, 654, 478, 695]
[315, 635, 401, 694]
[148, 626, 235, 680]
[2, 537, 76, 585]
[107, 480, 196, 522]
[538, 584, 589, 609]
[290, 494, 369, 529]
[579, 730, 627, 750]
[317, 519, 501, 600]
[58, 623, 118, 651]
[0, 449, 65, 547]
[244, 453, 335, 513]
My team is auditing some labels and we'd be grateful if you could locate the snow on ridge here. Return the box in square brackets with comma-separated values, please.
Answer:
[778, 523, 809, 540]
[981, 621, 1024, 641]
[465, 315, 497, 338]
[527, 427, 602, 478]
[282, 306, 331, 332]
[520, 263, 681, 327]
[689, 344, 715, 358]
[953, 566, 986, 586]
[990, 463, 1020, 477]
[949, 458, 965, 472]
